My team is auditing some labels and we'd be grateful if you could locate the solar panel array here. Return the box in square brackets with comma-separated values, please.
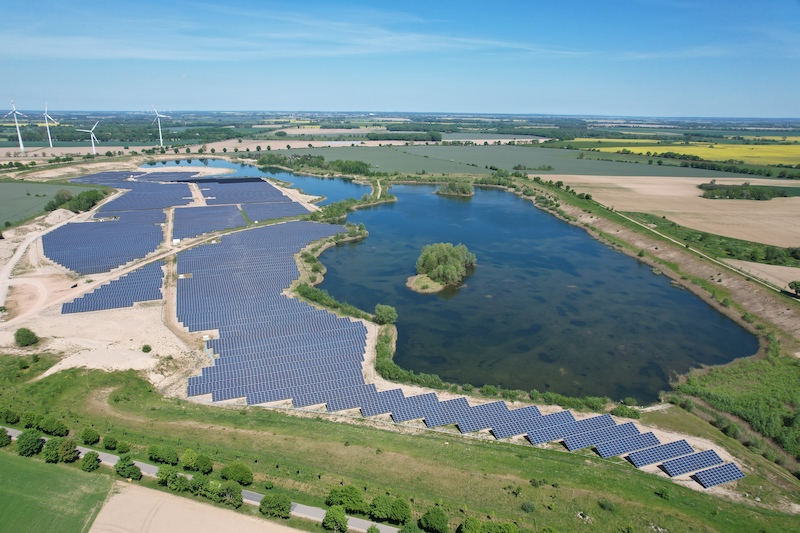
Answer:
[526, 414, 615, 446]
[62, 261, 164, 313]
[662, 449, 723, 477]
[628, 440, 694, 468]
[43, 210, 165, 275]
[202, 180, 291, 205]
[595, 432, 660, 458]
[242, 202, 310, 222]
[173, 205, 247, 240]
[96, 182, 192, 213]
[693, 463, 745, 488]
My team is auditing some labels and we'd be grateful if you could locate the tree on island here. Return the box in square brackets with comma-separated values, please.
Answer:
[416, 243, 476, 286]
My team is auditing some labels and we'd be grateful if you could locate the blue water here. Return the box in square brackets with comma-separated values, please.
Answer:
[141, 160, 758, 403]
[140, 158, 368, 205]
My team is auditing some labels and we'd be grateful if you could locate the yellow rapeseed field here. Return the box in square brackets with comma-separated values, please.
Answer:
[593, 142, 800, 166]
[573, 138, 661, 144]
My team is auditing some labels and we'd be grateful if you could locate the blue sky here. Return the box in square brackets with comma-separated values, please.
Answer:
[2, 0, 799, 117]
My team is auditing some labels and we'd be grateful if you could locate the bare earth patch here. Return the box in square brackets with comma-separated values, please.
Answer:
[89, 482, 304, 533]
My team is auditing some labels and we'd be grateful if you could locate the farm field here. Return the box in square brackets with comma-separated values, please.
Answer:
[285, 145, 745, 177]
[553, 174, 800, 247]
[592, 142, 800, 166]
[1, 360, 799, 532]
[0, 181, 99, 226]
[0, 450, 113, 533]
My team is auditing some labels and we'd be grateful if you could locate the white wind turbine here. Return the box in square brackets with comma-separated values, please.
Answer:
[77, 121, 100, 155]
[43, 103, 58, 148]
[3, 99, 27, 153]
[152, 106, 170, 147]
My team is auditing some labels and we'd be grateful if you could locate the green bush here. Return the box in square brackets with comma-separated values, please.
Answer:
[80, 451, 101, 472]
[217, 480, 243, 508]
[220, 462, 253, 486]
[114, 455, 142, 480]
[148, 444, 179, 465]
[103, 436, 118, 450]
[20, 412, 42, 429]
[14, 328, 39, 347]
[38, 416, 69, 436]
[194, 454, 213, 474]
[374, 304, 398, 325]
[142, 345, 152, 353]
[419, 506, 449, 533]
[2, 408, 20, 425]
[80, 427, 101, 445]
[43, 437, 63, 463]
[322, 505, 348, 532]
[598, 499, 616, 512]
[116, 441, 130, 454]
[0, 428, 11, 447]
[260, 493, 292, 518]
[610, 404, 641, 419]
[16, 430, 44, 457]
[416, 243, 476, 285]
[326, 484, 367, 513]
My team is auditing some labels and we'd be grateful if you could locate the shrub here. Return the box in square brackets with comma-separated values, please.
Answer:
[326, 484, 367, 513]
[157, 465, 179, 486]
[80, 427, 101, 445]
[390, 498, 412, 524]
[43, 437, 63, 463]
[598, 499, 616, 511]
[114, 455, 142, 480]
[38, 416, 69, 436]
[182, 448, 198, 471]
[0, 428, 11, 447]
[148, 444, 179, 465]
[194, 454, 213, 474]
[370, 494, 394, 521]
[220, 462, 253, 486]
[218, 480, 243, 508]
[521, 501, 535, 513]
[2, 408, 20, 425]
[322, 505, 348, 532]
[116, 441, 130, 454]
[460, 517, 482, 533]
[20, 412, 42, 429]
[103, 436, 118, 450]
[374, 304, 398, 325]
[655, 487, 670, 500]
[14, 328, 39, 347]
[419, 506, 449, 533]
[16, 430, 44, 457]
[80, 451, 101, 472]
[58, 437, 80, 463]
[260, 493, 292, 518]
[142, 345, 152, 353]
[368, 526, 380, 533]
[481, 385, 499, 397]
[610, 404, 641, 419]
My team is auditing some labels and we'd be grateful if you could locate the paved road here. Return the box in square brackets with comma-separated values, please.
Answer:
[2, 425, 398, 533]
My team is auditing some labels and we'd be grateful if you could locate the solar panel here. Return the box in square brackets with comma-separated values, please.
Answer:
[628, 440, 694, 468]
[525, 414, 615, 445]
[563, 422, 639, 451]
[662, 449, 723, 477]
[595, 432, 660, 458]
[693, 462, 745, 488]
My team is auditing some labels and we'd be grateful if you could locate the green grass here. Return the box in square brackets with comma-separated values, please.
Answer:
[0, 181, 97, 226]
[1, 356, 799, 532]
[0, 450, 113, 533]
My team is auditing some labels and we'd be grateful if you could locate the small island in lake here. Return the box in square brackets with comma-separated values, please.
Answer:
[407, 242, 477, 294]
[435, 181, 474, 197]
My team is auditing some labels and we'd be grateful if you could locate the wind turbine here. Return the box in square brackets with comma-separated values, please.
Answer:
[152, 106, 170, 147]
[43, 103, 58, 148]
[3, 99, 27, 153]
[77, 121, 100, 155]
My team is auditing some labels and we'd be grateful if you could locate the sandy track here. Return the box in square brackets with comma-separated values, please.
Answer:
[90, 482, 304, 533]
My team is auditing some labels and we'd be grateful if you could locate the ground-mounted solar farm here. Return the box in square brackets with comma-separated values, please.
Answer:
[5, 167, 741, 494]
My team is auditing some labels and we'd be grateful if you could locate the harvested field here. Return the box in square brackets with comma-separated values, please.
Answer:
[557, 174, 800, 247]
[89, 483, 303, 533]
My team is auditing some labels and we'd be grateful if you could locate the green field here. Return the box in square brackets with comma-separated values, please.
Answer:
[0, 181, 98, 226]
[280, 145, 748, 178]
[0, 450, 113, 533]
[2, 355, 799, 532]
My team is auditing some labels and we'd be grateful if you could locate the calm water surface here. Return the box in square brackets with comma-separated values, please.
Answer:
[149, 161, 757, 402]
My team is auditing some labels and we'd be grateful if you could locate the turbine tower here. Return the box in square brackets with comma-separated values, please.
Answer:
[76, 121, 100, 155]
[3, 99, 27, 153]
[152, 106, 170, 147]
[43, 103, 58, 148]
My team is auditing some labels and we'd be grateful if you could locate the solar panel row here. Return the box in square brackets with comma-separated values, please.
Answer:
[693, 463, 745, 488]
[173, 205, 247, 240]
[62, 261, 164, 314]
